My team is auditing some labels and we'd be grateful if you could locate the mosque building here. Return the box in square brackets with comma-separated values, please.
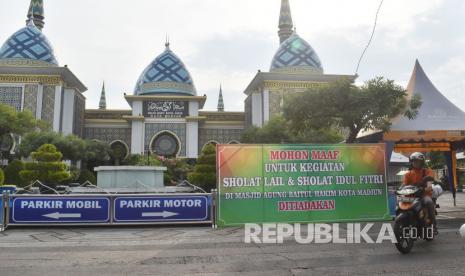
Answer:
[0, 0, 353, 159]
[244, 0, 356, 128]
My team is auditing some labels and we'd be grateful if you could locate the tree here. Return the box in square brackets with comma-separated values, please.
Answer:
[54, 134, 86, 162]
[0, 103, 40, 138]
[241, 115, 343, 144]
[0, 168, 4, 186]
[124, 154, 162, 167]
[0, 103, 42, 158]
[162, 158, 193, 185]
[242, 115, 291, 144]
[20, 132, 86, 162]
[427, 151, 447, 170]
[19, 144, 71, 187]
[188, 144, 216, 192]
[0, 133, 15, 155]
[19, 131, 59, 157]
[283, 77, 422, 143]
[76, 169, 97, 185]
[83, 139, 111, 171]
[3, 160, 27, 187]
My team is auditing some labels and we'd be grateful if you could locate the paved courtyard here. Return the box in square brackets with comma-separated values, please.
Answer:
[0, 193, 464, 276]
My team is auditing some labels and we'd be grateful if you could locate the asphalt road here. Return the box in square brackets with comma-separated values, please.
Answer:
[0, 217, 464, 276]
[1, 193, 464, 275]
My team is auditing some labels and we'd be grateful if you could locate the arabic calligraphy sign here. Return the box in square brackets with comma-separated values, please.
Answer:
[143, 101, 188, 118]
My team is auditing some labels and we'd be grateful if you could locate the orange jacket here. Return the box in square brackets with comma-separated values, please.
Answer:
[403, 168, 434, 196]
[403, 168, 434, 186]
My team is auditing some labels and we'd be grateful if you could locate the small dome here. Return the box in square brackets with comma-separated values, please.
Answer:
[0, 21, 58, 66]
[134, 44, 196, 96]
[270, 33, 323, 74]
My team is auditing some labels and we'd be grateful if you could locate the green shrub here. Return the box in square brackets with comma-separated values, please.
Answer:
[123, 154, 162, 166]
[193, 164, 216, 174]
[4, 160, 27, 187]
[77, 169, 97, 185]
[161, 158, 193, 185]
[61, 165, 80, 185]
[0, 168, 4, 185]
[197, 154, 216, 164]
[187, 144, 216, 192]
[20, 144, 71, 186]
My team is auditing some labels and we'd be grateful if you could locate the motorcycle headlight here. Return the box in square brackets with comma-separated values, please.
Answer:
[397, 189, 415, 195]
[397, 196, 415, 203]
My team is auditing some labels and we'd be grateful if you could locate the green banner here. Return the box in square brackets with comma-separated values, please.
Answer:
[216, 144, 391, 227]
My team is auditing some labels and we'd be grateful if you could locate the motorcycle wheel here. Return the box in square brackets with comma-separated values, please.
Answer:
[394, 218, 414, 254]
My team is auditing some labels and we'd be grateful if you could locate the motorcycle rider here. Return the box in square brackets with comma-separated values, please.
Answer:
[403, 152, 437, 231]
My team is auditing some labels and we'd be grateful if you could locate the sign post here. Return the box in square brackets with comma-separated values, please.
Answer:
[216, 144, 391, 227]
[10, 196, 110, 224]
[0, 194, 5, 231]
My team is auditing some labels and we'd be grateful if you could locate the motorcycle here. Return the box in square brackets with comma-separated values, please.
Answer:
[393, 176, 442, 254]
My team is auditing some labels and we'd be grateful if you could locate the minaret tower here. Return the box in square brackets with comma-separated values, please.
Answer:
[217, 84, 224, 112]
[99, 81, 107, 110]
[278, 0, 294, 44]
[27, 0, 45, 30]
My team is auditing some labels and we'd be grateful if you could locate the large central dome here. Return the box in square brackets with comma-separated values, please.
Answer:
[270, 32, 323, 74]
[0, 20, 58, 67]
[134, 43, 196, 96]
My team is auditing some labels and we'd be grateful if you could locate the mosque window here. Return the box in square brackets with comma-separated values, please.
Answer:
[110, 140, 129, 161]
[151, 132, 180, 157]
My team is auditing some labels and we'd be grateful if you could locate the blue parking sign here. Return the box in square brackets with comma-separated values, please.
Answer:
[11, 197, 110, 224]
[114, 195, 210, 223]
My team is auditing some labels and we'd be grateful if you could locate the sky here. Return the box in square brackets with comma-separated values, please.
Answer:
[0, 0, 464, 111]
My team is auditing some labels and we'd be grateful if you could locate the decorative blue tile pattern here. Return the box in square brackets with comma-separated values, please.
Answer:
[270, 33, 323, 74]
[41, 86, 55, 128]
[23, 85, 38, 116]
[0, 23, 58, 66]
[199, 128, 243, 153]
[134, 45, 196, 96]
[84, 127, 132, 148]
[0, 87, 23, 112]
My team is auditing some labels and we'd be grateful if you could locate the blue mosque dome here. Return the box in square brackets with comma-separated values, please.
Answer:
[0, 20, 58, 67]
[134, 43, 196, 96]
[270, 32, 323, 74]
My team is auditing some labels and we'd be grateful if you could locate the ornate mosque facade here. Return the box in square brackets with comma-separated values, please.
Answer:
[0, 0, 352, 159]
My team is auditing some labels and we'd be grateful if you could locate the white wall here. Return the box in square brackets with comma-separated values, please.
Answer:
[131, 100, 144, 154]
[36, 84, 43, 119]
[53, 85, 62, 132]
[131, 121, 144, 154]
[61, 88, 75, 135]
[251, 91, 263, 127]
[263, 89, 270, 124]
[132, 101, 143, 116]
[186, 121, 198, 158]
[189, 101, 199, 116]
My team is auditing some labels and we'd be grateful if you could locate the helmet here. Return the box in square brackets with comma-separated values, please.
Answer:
[409, 152, 425, 162]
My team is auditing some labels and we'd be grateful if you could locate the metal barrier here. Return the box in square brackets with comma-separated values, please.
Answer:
[0, 193, 5, 231]
[3, 193, 214, 229]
